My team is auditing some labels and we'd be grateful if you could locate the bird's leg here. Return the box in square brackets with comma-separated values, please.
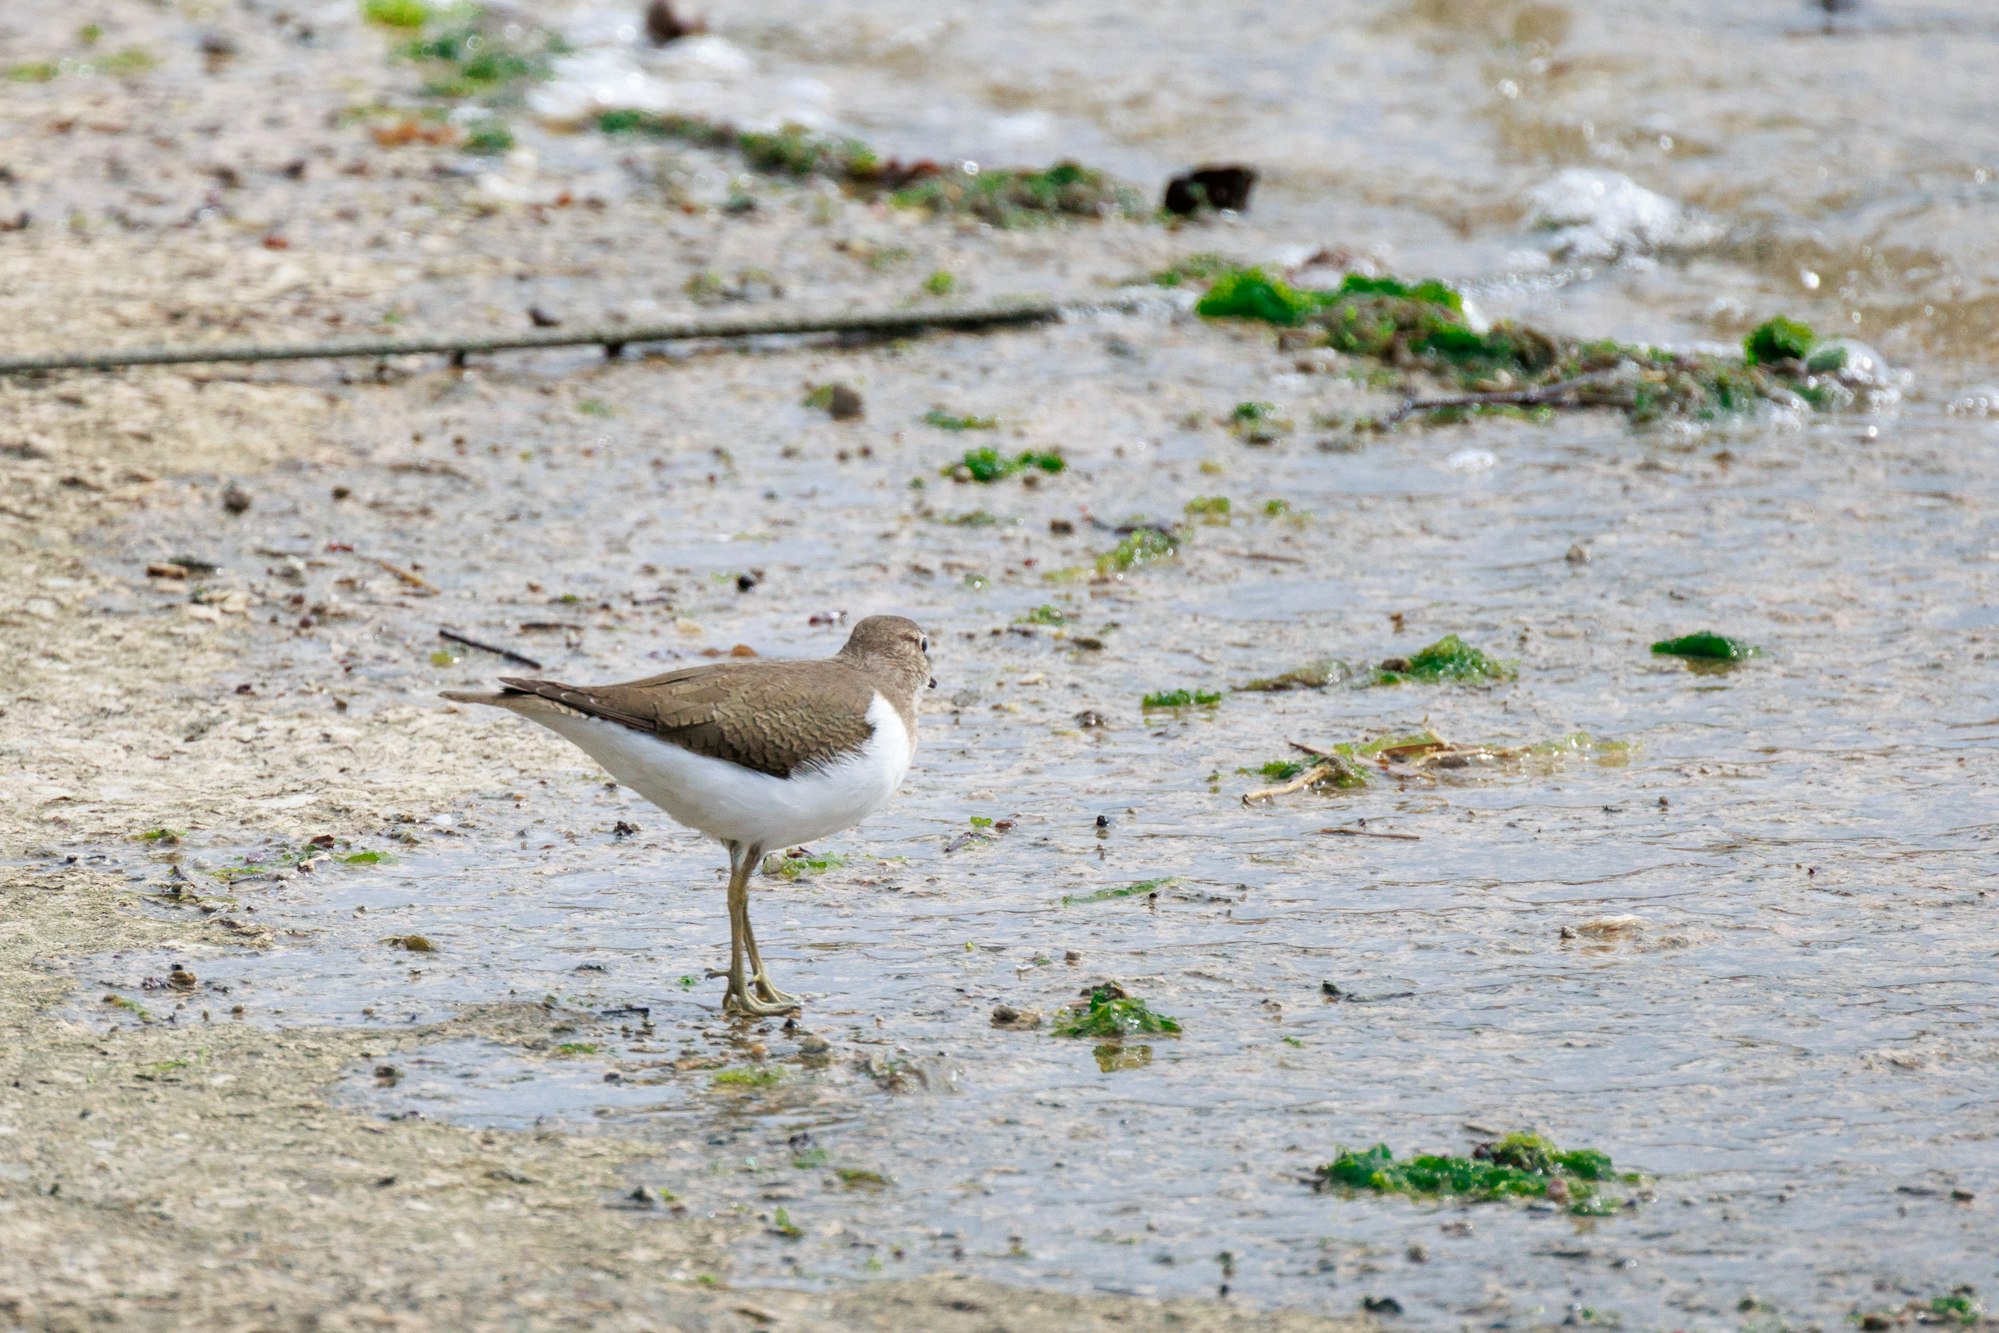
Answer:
[738, 864, 797, 1006]
[719, 841, 797, 1018]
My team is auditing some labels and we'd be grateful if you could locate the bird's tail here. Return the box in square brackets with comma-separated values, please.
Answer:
[439, 688, 566, 715]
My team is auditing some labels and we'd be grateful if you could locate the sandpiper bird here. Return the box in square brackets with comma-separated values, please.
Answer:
[443, 615, 932, 1017]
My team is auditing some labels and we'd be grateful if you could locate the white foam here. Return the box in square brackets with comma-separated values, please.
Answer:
[1526, 168, 1721, 262]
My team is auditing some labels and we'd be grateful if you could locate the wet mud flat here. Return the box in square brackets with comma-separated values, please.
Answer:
[5, 0, 1999, 1330]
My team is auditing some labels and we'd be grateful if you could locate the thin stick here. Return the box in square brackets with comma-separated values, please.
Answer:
[1242, 762, 1335, 806]
[1214, 547, 1307, 565]
[1381, 371, 1625, 426]
[1319, 826, 1422, 841]
[439, 627, 542, 670]
[1287, 739, 1335, 757]
[369, 556, 438, 595]
[0, 298, 1115, 376]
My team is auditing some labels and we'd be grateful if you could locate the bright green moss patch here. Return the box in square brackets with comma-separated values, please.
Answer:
[713, 1066, 785, 1088]
[552, 1042, 598, 1055]
[1195, 268, 1326, 325]
[1375, 634, 1515, 685]
[362, 0, 431, 27]
[944, 445, 1065, 482]
[1141, 689, 1221, 709]
[1052, 984, 1181, 1038]
[1096, 526, 1177, 574]
[1336, 273, 1464, 309]
[1652, 631, 1756, 661]
[1017, 604, 1069, 626]
[1062, 877, 1173, 907]
[1253, 759, 1312, 781]
[1315, 1133, 1638, 1216]
[922, 269, 956, 296]
[1744, 316, 1817, 366]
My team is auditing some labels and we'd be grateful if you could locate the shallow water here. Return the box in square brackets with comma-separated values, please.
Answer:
[74, 303, 1999, 1323]
[533, 0, 1999, 360]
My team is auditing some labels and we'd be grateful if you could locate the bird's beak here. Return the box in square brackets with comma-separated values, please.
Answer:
[928, 676, 937, 689]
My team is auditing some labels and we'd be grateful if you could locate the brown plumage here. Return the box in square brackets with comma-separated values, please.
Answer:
[447, 614, 930, 777]
[486, 662, 879, 778]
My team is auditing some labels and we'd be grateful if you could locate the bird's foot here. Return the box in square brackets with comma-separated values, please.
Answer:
[722, 975, 801, 1018]
[749, 973, 798, 1007]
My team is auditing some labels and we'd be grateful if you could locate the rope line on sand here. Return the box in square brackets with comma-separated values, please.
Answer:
[0, 296, 1151, 375]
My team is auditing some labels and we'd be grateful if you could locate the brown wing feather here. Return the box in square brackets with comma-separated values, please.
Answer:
[495, 660, 877, 778]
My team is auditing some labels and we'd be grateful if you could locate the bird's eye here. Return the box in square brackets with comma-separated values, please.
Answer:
[919, 635, 930, 654]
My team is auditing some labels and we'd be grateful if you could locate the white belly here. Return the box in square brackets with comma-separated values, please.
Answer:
[526, 693, 914, 851]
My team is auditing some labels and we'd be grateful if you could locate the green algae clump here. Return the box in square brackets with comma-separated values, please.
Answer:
[1052, 984, 1181, 1038]
[1141, 688, 1221, 709]
[1195, 268, 1326, 326]
[1375, 634, 1514, 685]
[1096, 526, 1177, 574]
[925, 410, 999, 433]
[1061, 876, 1173, 907]
[1651, 631, 1756, 661]
[1182, 265, 1877, 428]
[890, 160, 1145, 226]
[944, 446, 1064, 482]
[1316, 1132, 1635, 1216]
[1744, 316, 1817, 366]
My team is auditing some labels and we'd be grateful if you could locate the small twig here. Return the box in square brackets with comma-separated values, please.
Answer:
[369, 556, 438, 595]
[0, 298, 1122, 376]
[1242, 762, 1334, 805]
[1287, 739, 1335, 757]
[1318, 826, 1422, 842]
[1214, 547, 1307, 565]
[1381, 370, 1624, 426]
[439, 627, 542, 670]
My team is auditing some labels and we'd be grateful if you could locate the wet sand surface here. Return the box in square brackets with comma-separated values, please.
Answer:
[2, 0, 1996, 1329]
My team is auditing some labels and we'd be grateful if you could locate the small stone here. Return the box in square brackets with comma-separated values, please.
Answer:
[644, 0, 703, 44]
[1566, 542, 1591, 564]
[798, 1033, 831, 1054]
[823, 383, 864, 421]
[990, 1004, 1042, 1030]
[221, 482, 251, 515]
